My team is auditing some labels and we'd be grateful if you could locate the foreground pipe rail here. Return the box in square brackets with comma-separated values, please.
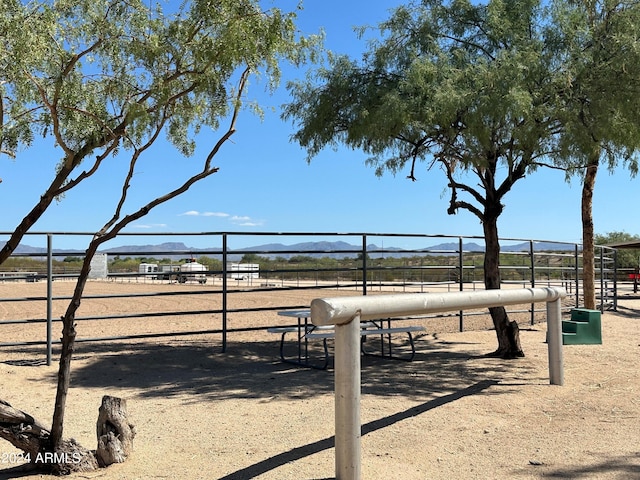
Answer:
[311, 287, 567, 480]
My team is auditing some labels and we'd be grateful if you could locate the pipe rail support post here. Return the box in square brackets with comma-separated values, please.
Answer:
[334, 312, 361, 480]
[311, 287, 567, 480]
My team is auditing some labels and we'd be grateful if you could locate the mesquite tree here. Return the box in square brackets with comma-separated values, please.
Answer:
[285, 0, 567, 358]
[548, 0, 640, 309]
[0, 0, 314, 474]
[284, 0, 640, 356]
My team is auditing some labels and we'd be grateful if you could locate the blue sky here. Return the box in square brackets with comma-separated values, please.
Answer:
[1, 0, 638, 250]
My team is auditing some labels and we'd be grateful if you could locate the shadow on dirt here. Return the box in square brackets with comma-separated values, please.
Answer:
[217, 379, 498, 480]
[0, 331, 555, 479]
[514, 454, 640, 479]
[610, 303, 640, 319]
[1, 333, 540, 403]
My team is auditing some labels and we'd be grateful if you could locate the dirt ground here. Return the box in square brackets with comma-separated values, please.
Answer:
[0, 281, 639, 479]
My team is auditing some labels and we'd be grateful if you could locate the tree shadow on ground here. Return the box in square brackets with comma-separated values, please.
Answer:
[81, 342, 540, 402]
[1, 334, 550, 479]
[610, 303, 640, 319]
[6, 334, 539, 403]
[513, 454, 640, 479]
[0, 464, 43, 480]
[216, 379, 499, 480]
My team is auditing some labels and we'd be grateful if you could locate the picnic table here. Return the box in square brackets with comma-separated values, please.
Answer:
[268, 310, 425, 369]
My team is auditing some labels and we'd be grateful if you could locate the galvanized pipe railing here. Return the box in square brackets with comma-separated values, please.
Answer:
[1, 231, 615, 363]
[310, 287, 567, 480]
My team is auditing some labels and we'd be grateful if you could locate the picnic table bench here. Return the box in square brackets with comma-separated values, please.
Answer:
[268, 310, 425, 370]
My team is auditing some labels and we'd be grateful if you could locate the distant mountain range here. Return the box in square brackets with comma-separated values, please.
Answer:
[1, 239, 578, 260]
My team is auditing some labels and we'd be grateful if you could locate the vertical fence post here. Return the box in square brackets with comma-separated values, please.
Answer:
[529, 240, 535, 325]
[547, 296, 564, 386]
[458, 237, 464, 332]
[613, 249, 618, 311]
[361, 234, 367, 296]
[46, 234, 53, 366]
[599, 247, 605, 313]
[334, 312, 361, 480]
[574, 244, 580, 308]
[222, 233, 228, 352]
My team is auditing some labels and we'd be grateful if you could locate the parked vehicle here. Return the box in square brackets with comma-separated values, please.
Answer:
[138, 263, 158, 278]
[178, 259, 207, 284]
[228, 263, 259, 280]
[138, 260, 206, 283]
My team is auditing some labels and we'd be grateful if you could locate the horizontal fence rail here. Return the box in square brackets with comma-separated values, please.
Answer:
[0, 231, 618, 364]
[311, 287, 568, 480]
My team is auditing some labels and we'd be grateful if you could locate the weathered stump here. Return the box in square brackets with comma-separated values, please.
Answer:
[95, 395, 136, 467]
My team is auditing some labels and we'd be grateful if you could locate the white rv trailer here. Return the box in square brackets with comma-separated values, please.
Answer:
[137, 263, 159, 280]
[138, 260, 207, 283]
[228, 263, 259, 280]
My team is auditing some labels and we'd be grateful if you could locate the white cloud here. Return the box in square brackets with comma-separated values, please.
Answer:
[230, 215, 264, 227]
[132, 223, 168, 229]
[236, 221, 265, 226]
[179, 211, 263, 226]
[180, 210, 229, 217]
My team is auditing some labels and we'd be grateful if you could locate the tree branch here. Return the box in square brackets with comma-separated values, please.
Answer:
[25, 71, 73, 157]
[56, 141, 120, 197]
[100, 114, 168, 234]
[443, 160, 484, 220]
[49, 65, 251, 449]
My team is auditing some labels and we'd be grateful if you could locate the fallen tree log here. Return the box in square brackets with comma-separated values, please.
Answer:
[0, 399, 52, 464]
[0, 395, 135, 475]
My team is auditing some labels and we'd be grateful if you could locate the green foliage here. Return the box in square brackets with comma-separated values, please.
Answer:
[197, 256, 222, 271]
[0, 257, 46, 271]
[355, 253, 371, 263]
[548, 1, 640, 175]
[288, 255, 316, 263]
[0, 0, 319, 271]
[284, 0, 640, 220]
[595, 231, 640, 245]
[1, 0, 315, 162]
[109, 256, 141, 272]
[595, 231, 640, 268]
[240, 253, 268, 264]
[284, 0, 573, 229]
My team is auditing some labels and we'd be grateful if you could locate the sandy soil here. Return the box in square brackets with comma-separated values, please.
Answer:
[0, 281, 639, 479]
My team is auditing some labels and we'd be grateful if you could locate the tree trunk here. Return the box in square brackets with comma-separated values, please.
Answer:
[483, 208, 524, 358]
[1, 237, 136, 476]
[582, 156, 599, 310]
[50, 242, 100, 449]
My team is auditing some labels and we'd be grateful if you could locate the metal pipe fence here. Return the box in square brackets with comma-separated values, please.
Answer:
[0, 231, 618, 364]
[311, 287, 568, 480]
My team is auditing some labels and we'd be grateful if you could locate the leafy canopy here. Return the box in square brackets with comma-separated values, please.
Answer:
[284, 0, 570, 223]
[595, 231, 640, 268]
[0, 0, 316, 162]
[284, 0, 640, 220]
[0, 0, 319, 266]
[547, 0, 640, 176]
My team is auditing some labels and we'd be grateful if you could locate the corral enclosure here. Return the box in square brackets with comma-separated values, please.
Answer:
[0, 231, 620, 364]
